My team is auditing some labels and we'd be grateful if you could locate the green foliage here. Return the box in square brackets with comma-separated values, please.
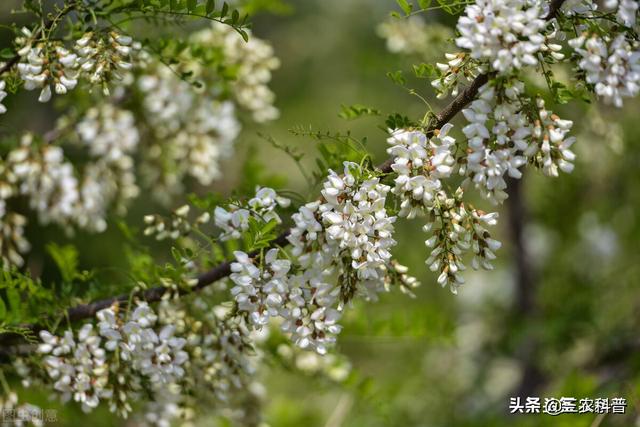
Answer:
[412, 62, 438, 79]
[45, 243, 92, 284]
[244, 217, 280, 251]
[386, 70, 406, 86]
[385, 113, 418, 130]
[239, 143, 289, 194]
[289, 125, 371, 186]
[0, 269, 53, 325]
[338, 104, 381, 120]
[391, 0, 472, 16]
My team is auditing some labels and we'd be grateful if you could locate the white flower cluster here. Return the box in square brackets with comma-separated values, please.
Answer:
[74, 104, 140, 230]
[569, 33, 640, 108]
[531, 98, 577, 177]
[9, 136, 80, 228]
[431, 53, 479, 99]
[144, 204, 210, 241]
[605, 0, 639, 27]
[0, 80, 7, 114]
[460, 82, 530, 204]
[385, 125, 502, 292]
[35, 302, 188, 417]
[97, 304, 188, 385]
[455, 0, 550, 73]
[1, 133, 136, 240]
[74, 32, 134, 95]
[76, 104, 139, 162]
[16, 27, 78, 103]
[459, 83, 576, 203]
[224, 163, 406, 354]
[11, 29, 134, 108]
[318, 163, 397, 285]
[387, 125, 456, 218]
[156, 299, 257, 406]
[283, 163, 399, 353]
[38, 325, 111, 413]
[214, 187, 291, 240]
[377, 17, 453, 59]
[138, 64, 241, 198]
[191, 24, 280, 122]
[0, 211, 29, 267]
[230, 249, 291, 326]
[423, 189, 502, 293]
[0, 159, 30, 266]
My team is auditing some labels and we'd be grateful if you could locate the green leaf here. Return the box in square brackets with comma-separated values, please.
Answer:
[418, 0, 432, 9]
[386, 70, 406, 86]
[187, 0, 197, 11]
[0, 48, 15, 59]
[220, 2, 229, 17]
[386, 113, 417, 130]
[206, 0, 215, 14]
[413, 63, 437, 79]
[339, 104, 381, 120]
[46, 243, 79, 283]
[6, 287, 20, 321]
[0, 298, 6, 321]
[396, 0, 413, 15]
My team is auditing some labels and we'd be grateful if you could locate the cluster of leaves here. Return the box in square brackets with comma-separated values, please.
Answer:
[392, 0, 473, 17]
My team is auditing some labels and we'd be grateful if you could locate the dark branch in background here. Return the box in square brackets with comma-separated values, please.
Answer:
[505, 0, 568, 400]
[0, 56, 20, 76]
[546, 0, 566, 19]
[506, 177, 545, 399]
[0, 0, 568, 352]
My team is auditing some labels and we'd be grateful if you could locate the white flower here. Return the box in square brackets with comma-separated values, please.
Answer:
[230, 248, 291, 327]
[604, 0, 639, 27]
[570, 33, 640, 108]
[455, 0, 548, 73]
[138, 63, 240, 196]
[0, 80, 7, 114]
[76, 104, 139, 162]
[386, 126, 455, 216]
[191, 23, 280, 122]
[214, 187, 290, 241]
[17, 43, 78, 102]
[74, 31, 134, 92]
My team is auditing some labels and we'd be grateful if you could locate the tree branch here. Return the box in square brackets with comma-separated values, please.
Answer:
[0, 0, 567, 351]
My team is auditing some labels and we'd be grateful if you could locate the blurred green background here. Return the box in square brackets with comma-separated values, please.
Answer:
[2, 0, 640, 426]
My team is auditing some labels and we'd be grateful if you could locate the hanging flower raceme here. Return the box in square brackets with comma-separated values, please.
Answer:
[230, 248, 292, 327]
[569, 33, 640, 108]
[455, 0, 550, 73]
[386, 125, 456, 218]
[33, 302, 189, 417]
[459, 81, 531, 204]
[74, 31, 134, 95]
[16, 26, 79, 103]
[422, 188, 501, 294]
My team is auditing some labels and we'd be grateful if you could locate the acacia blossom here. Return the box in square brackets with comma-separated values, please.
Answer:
[455, 0, 549, 73]
[569, 33, 640, 108]
[214, 187, 291, 240]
